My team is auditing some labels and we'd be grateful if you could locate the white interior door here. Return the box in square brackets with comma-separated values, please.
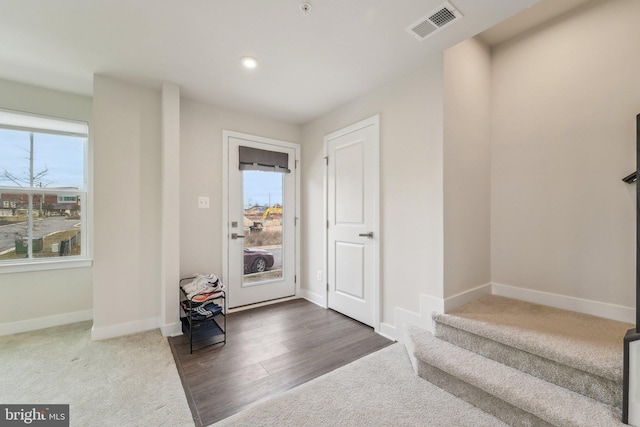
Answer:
[225, 132, 299, 308]
[326, 116, 379, 327]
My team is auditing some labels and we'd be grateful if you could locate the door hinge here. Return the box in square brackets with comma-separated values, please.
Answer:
[295, 160, 299, 169]
[324, 156, 328, 166]
[295, 217, 298, 226]
[326, 283, 329, 292]
[327, 220, 329, 229]
[295, 275, 297, 284]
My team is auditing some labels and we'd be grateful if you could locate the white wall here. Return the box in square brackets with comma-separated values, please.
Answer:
[92, 75, 162, 339]
[179, 98, 301, 280]
[0, 79, 93, 335]
[491, 0, 640, 308]
[443, 38, 492, 299]
[301, 57, 445, 325]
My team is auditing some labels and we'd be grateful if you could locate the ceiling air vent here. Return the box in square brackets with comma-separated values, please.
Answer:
[407, 1, 463, 41]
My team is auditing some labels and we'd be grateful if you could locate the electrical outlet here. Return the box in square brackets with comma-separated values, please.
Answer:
[198, 196, 210, 209]
[317, 270, 322, 281]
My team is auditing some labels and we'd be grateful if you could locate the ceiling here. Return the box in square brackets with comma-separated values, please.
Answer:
[0, 0, 592, 124]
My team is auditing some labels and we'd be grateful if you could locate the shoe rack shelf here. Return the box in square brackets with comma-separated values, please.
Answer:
[179, 277, 226, 354]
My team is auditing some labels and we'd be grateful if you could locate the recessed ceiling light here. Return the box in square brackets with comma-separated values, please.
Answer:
[241, 57, 258, 69]
[300, 3, 312, 15]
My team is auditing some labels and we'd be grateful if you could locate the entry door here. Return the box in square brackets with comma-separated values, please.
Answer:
[326, 116, 379, 327]
[225, 132, 299, 308]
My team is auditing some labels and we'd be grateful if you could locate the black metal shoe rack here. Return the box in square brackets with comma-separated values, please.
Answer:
[179, 277, 226, 354]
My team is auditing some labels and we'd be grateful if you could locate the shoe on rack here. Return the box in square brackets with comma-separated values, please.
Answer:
[192, 303, 222, 318]
[182, 273, 219, 296]
[197, 273, 218, 286]
[198, 273, 218, 284]
[194, 305, 214, 318]
[181, 275, 205, 294]
[186, 279, 223, 299]
[189, 282, 224, 299]
[181, 300, 203, 311]
[190, 291, 223, 304]
[204, 302, 223, 316]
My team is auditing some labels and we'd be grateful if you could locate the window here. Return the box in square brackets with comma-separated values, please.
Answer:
[0, 109, 89, 268]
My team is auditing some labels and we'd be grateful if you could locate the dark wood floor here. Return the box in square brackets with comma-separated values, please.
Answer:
[169, 298, 393, 426]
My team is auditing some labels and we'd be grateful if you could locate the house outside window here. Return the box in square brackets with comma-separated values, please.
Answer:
[0, 109, 89, 268]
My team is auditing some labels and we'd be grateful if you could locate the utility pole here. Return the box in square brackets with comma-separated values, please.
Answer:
[39, 181, 43, 216]
[27, 133, 34, 259]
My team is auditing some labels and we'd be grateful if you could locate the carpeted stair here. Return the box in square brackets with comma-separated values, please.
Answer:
[404, 295, 632, 427]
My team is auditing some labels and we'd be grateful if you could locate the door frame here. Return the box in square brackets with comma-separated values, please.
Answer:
[323, 115, 380, 332]
[222, 130, 301, 307]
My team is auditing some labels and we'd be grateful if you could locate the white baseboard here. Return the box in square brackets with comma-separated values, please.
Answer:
[160, 321, 182, 337]
[91, 316, 160, 341]
[300, 289, 326, 308]
[421, 294, 444, 332]
[394, 307, 424, 335]
[378, 322, 397, 341]
[383, 284, 493, 340]
[444, 283, 492, 312]
[491, 282, 635, 324]
[387, 293, 444, 341]
[0, 309, 93, 337]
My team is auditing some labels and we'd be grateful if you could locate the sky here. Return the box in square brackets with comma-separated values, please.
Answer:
[243, 170, 283, 208]
[0, 128, 85, 189]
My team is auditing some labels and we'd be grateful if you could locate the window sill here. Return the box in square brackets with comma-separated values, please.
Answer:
[0, 258, 93, 274]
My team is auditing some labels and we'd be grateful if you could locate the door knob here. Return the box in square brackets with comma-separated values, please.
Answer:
[231, 233, 245, 239]
[358, 232, 374, 238]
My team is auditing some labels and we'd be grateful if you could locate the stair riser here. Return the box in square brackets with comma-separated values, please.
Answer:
[412, 356, 554, 427]
[435, 322, 621, 409]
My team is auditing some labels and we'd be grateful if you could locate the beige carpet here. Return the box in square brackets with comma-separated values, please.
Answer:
[0, 322, 194, 427]
[211, 343, 508, 427]
[435, 295, 632, 382]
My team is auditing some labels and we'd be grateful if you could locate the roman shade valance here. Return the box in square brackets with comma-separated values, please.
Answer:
[239, 146, 290, 173]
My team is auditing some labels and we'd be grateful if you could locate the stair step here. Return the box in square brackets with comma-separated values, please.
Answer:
[404, 324, 624, 427]
[434, 319, 622, 408]
[433, 296, 629, 408]
[435, 296, 628, 382]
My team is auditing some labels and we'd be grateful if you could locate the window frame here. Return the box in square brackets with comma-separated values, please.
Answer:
[0, 109, 91, 273]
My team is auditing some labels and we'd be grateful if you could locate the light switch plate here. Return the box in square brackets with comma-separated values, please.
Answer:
[198, 196, 210, 209]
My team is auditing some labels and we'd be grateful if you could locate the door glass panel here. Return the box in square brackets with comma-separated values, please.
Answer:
[242, 170, 284, 285]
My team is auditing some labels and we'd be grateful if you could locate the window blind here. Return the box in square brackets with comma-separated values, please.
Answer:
[0, 109, 88, 136]
[239, 146, 290, 173]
